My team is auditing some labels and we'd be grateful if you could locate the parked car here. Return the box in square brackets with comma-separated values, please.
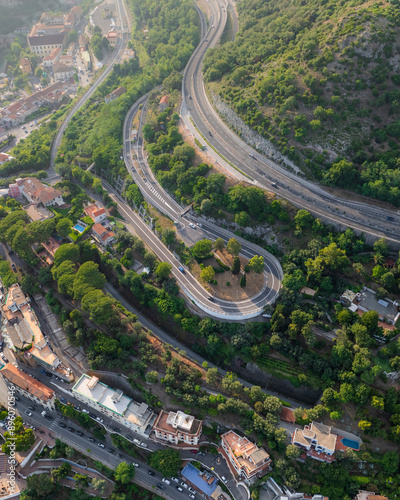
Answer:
[156, 484, 165, 490]
[177, 487, 183, 492]
[171, 477, 179, 483]
[132, 463, 139, 468]
[82, 409, 89, 414]
[162, 478, 170, 485]
[96, 417, 104, 423]
[11, 264, 17, 272]
[189, 495, 195, 499]
[221, 476, 228, 483]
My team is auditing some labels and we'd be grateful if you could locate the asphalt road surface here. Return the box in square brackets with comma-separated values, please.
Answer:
[122, 94, 283, 320]
[182, 0, 400, 246]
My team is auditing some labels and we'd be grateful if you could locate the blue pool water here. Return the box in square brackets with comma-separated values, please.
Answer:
[73, 224, 85, 233]
[341, 438, 360, 450]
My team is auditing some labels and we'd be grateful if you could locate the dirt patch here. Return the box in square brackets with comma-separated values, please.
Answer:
[190, 249, 265, 300]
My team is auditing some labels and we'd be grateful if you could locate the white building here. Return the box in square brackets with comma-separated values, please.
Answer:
[72, 375, 156, 436]
[292, 421, 337, 462]
[152, 410, 203, 448]
[53, 62, 74, 81]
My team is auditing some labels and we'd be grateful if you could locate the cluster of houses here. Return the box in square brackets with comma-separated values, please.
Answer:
[0, 284, 72, 382]
[0, 80, 75, 128]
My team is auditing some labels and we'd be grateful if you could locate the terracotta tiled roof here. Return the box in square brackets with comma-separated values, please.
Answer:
[0, 363, 55, 401]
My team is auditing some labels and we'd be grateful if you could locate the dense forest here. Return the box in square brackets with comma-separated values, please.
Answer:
[56, 0, 200, 178]
[204, 0, 400, 204]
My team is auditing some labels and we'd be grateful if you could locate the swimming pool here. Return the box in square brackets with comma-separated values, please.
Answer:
[341, 437, 360, 450]
[73, 224, 85, 233]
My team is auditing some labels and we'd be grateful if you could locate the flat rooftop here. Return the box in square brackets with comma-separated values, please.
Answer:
[356, 287, 399, 322]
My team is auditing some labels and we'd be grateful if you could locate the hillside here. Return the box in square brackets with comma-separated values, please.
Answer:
[203, 0, 400, 205]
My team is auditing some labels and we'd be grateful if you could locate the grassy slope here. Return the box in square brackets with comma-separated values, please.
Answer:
[204, 0, 400, 186]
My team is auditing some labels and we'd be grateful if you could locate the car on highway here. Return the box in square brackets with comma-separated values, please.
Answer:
[89, 413, 96, 419]
[108, 448, 115, 454]
[76, 431, 84, 437]
[248, 153, 255, 159]
[208, 131, 212, 136]
[156, 484, 165, 490]
[207, 296, 214, 302]
[97, 443, 105, 448]
[58, 422, 66, 428]
[148, 470, 155, 476]
[88, 437, 95, 442]
[197, 222, 202, 227]
[178, 266, 185, 273]
[221, 476, 228, 483]
[271, 182, 277, 187]
[68, 427, 75, 433]
[387, 216, 395, 221]
[132, 462, 139, 468]
[24, 411, 32, 417]
[189, 223, 196, 229]
[28, 406, 35, 411]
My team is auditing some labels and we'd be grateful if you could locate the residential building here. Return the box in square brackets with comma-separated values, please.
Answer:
[71, 5, 82, 24]
[43, 47, 61, 67]
[91, 223, 115, 247]
[355, 492, 388, 500]
[181, 463, 229, 500]
[0, 82, 65, 128]
[347, 286, 400, 327]
[0, 152, 14, 165]
[0, 363, 56, 411]
[263, 478, 329, 500]
[0, 284, 72, 381]
[19, 57, 32, 74]
[8, 183, 20, 198]
[28, 32, 67, 56]
[221, 431, 271, 481]
[53, 62, 74, 81]
[40, 12, 65, 26]
[25, 204, 54, 222]
[79, 34, 89, 50]
[84, 203, 107, 224]
[152, 410, 202, 448]
[105, 86, 126, 104]
[121, 48, 135, 62]
[280, 406, 296, 424]
[159, 95, 170, 111]
[106, 30, 118, 46]
[16, 177, 64, 207]
[41, 237, 61, 261]
[30, 23, 67, 36]
[72, 374, 156, 435]
[292, 422, 337, 462]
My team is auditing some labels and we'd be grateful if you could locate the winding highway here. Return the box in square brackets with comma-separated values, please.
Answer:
[182, 0, 400, 246]
[122, 94, 283, 320]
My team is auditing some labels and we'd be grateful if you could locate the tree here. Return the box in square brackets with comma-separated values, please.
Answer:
[81, 289, 115, 324]
[373, 238, 389, 257]
[201, 266, 215, 283]
[154, 262, 172, 281]
[73, 261, 106, 300]
[114, 462, 135, 484]
[21, 275, 39, 295]
[226, 238, 241, 256]
[35, 67, 43, 78]
[214, 238, 225, 251]
[231, 256, 241, 275]
[294, 209, 313, 231]
[52, 461, 72, 480]
[263, 396, 283, 415]
[382, 451, 399, 474]
[91, 478, 107, 493]
[324, 160, 357, 187]
[191, 239, 213, 260]
[205, 367, 218, 385]
[249, 255, 264, 273]
[54, 244, 80, 267]
[240, 274, 246, 287]
[56, 218, 73, 238]
[286, 444, 301, 460]
[235, 211, 250, 226]
[146, 371, 158, 383]
[149, 449, 182, 477]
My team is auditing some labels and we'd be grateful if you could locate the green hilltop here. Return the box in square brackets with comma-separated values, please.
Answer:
[204, 0, 400, 204]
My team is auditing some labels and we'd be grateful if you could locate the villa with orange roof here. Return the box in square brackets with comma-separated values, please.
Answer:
[92, 223, 115, 247]
[355, 492, 388, 500]
[84, 203, 107, 223]
[221, 431, 271, 481]
[292, 422, 337, 462]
